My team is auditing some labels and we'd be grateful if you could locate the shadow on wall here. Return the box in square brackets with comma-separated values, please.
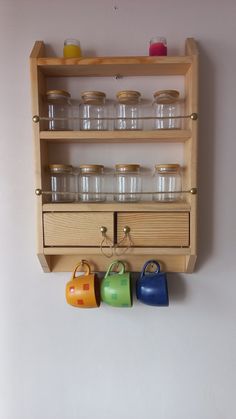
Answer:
[195, 44, 215, 271]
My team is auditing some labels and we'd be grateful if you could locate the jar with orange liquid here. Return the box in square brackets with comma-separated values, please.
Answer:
[63, 39, 81, 58]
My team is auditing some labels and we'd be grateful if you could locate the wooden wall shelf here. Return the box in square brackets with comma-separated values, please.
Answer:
[30, 38, 198, 273]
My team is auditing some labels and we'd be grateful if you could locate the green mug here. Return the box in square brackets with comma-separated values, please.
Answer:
[101, 260, 132, 307]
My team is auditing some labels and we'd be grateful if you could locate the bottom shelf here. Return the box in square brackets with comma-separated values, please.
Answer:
[38, 251, 197, 274]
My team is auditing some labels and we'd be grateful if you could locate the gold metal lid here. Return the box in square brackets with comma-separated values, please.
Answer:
[49, 164, 73, 173]
[79, 164, 104, 174]
[153, 90, 179, 104]
[81, 91, 106, 104]
[116, 90, 141, 104]
[155, 164, 180, 173]
[46, 90, 71, 98]
[115, 164, 140, 173]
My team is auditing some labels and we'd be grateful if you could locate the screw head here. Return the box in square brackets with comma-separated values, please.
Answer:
[35, 188, 42, 196]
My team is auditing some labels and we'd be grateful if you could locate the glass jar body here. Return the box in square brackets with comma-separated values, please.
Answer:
[80, 103, 108, 130]
[79, 172, 106, 202]
[115, 169, 142, 202]
[46, 91, 72, 131]
[153, 167, 182, 202]
[50, 167, 75, 202]
[153, 101, 181, 129]
[79, 93, 108, 131]
[115, 103, 142, 130]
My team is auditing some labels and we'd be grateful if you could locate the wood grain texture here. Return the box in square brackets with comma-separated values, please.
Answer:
[43, 201, 190, 212]
[117, 212, 189, 247]
[48, 254, 187, 273]
[43, 212, 114, 246]
[37, 56, 192, 77]
[40, 129, 191, 143]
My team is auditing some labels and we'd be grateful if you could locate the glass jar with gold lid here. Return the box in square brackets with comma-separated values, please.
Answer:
[46, 90, 72, 131]
[49, 164, 75, 202]
[153, 90, 182, 129]
[79, 164, 106, 202]
[114, 164, 142, 202]
[153, 163, 182, 201]
[115, 90, 142, 130]
[79, 91, 108, 130]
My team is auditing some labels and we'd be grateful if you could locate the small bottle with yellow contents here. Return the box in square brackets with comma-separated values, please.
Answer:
[63, 39, 81, 58]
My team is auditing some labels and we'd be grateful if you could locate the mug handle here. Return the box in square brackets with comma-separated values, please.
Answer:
[71, 260, 91, 280]
[141, 260, 161, 279]
[104, 260, 125, 278]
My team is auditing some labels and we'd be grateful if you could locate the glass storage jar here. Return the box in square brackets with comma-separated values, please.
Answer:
[153, 90, 181, 129]
[79, 164, 106, 202]
[114, 164, 142, 202]
[46, 90, 72, 131]
[80, 91, 108, 130]
[153, 164, 182, 202]
[49, 164, 75, 202]
[115, 90, 142, 130]
[149, 37, 167, 56]
[63, 38, 81, 57]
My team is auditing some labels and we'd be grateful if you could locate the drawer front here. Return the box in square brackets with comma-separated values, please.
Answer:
[117, 212, 189, 247]
[43, 212, 114, 246]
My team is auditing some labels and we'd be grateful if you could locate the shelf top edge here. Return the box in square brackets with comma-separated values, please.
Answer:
[37, 56, 192, 64]
[39, 129, 191, 142]
[42, 202, 191, 212]
[33, 55, 194, 77]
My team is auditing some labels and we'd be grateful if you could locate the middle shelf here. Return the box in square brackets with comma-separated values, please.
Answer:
[43, 201, 190, 212]
[39, 129, 192, 143]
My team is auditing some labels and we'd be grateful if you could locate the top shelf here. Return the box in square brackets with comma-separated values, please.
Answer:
[36, 56, 192, 77]
[30, 38, 198, 78]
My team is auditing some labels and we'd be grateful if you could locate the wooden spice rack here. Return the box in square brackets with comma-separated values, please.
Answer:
[30, 38, 198, 273]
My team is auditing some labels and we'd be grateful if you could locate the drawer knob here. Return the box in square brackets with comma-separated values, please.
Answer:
[123, 226, 130, 234]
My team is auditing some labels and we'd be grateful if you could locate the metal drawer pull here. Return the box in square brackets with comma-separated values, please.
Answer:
[100, 226, 113, 258]
[114, 226, 133, 256]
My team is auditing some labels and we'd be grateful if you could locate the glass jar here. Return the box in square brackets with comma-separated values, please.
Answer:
[63, 39, 81, 58]
[149, 37, 167, 56]
[49, 164, 75, 202]
[153, 164, 182, 202]
[114, 164, 142, 202]
[153, 90, 181, 129]
[80, 91, 108, 130]
[46, 90, 72, 131]
[115, 91, 142, 130]
[79, 165, 106, 202]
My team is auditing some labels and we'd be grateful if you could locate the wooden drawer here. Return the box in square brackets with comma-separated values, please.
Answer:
[117, 212, 189, 247]
[43, 212, 114, 246]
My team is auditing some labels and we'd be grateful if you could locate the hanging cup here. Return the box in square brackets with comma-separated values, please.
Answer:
[136, 260, 169, 306]
[65, 260, 100, 308]
[101, 260, 132, 307]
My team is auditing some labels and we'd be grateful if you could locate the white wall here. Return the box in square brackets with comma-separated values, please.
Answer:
[1, 1, 236, 418]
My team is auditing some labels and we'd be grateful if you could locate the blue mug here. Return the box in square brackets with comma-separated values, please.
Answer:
[136, 260, 169, 306]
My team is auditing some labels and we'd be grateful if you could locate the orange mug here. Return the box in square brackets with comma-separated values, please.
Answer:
[65, 260, 100, 308]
